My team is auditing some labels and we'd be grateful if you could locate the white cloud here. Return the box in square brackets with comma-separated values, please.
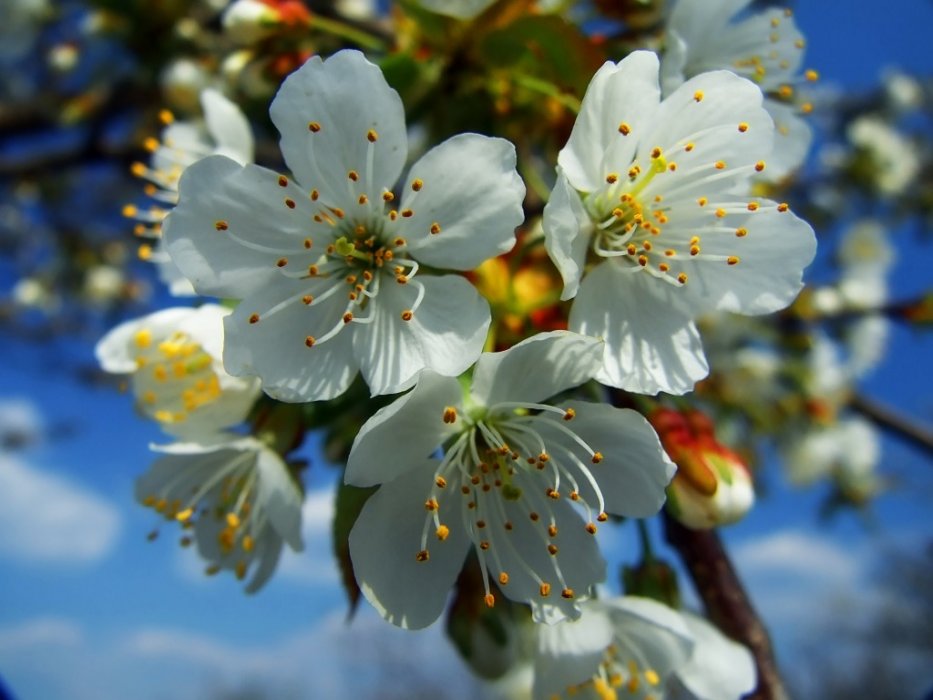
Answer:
[732, 530, 861, 584]
[0, 616, 83, 653]
[0, 455, 121, 564]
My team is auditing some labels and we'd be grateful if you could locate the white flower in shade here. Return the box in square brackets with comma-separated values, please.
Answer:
[534, 597, 756, 700]
[660, 0, 814, 179]
[836, 220, 894, 310]
[544, 51, 816, 396]
[847, 116, 919, 197]
[138, 433, 304, 592]
[345, 332, 675, 629]
[95, 304, 261, 437]
[164, 49, 524, 402]
[784, 417, 880, 490]
[129, 88, 254, 296]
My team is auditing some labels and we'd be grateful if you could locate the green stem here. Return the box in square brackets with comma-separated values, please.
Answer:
[308, 14, 387, 51]
[512, 73, 581, 113]
[636, 518, 655, 564]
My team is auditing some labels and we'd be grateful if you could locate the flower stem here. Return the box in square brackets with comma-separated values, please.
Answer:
[512, 73, 581, 113]
[308, 14, 387, 52]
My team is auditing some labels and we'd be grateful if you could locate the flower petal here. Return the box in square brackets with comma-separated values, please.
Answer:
[602, 596, 694, 679]
[543, 171, 592, 301]
[223, 277, 358, 402]
[269, 50, 407, 207]
[763, 99, 812, 180]
[685, 205, 816, 315]
[353, 274, 490, 396]
[164, 156, 326, 299]
[201, 88, 254, 164]
[541, 401, 675, 518]
[346, 371, 463, 487]
[533, 604, 615, 700]
[471, 331, 603, 408]
[254, 444, 304, 551]
[401, 133, 524, 270]
[675, 612, 756, 700]
[490, 475, 606, 623]
[570, 262, 708, 395]
[349, 461, 471, 629]
[95, 307, 193, 373]
[559, 52, 661, 193]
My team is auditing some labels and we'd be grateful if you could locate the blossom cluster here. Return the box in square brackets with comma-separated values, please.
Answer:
[92, 1, 830, 694]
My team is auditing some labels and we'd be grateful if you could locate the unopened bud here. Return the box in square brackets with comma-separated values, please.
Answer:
[651, 409, 754, 529]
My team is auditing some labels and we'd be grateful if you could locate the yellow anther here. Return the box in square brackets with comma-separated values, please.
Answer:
[777, 202, 789, 212]
[175, 508, 193, 522]
[727, 256, 740, 265]
[693, 90, 704, 102]
[591, 451, 603, 464]
[442, 406, 457, 424]
[778, 85, 794, 99]
[747, 202, 760, 211]
[539, 582, 551, 597]
[547, 544, 558, 555]
[805, 69, 819, 82]
[158, 109, 174, 125]
[235, 560, 247, 580]
[735, 227, 748, 237]
[678, 272, 688, 284]
[367, 129, 378, 142]
[248, 313, 260, 324]
[697, 197, 708, 206]
[561, 588, 574, 599]
[307, 121, 321, 132]
[284, 198, 296, 209]
[436, 525, 450, 541]
[606, 173, 619, 184]
[305, 336, 315, 347]
[411, 178, 423, 191]
[618, 122, 631, 135]
[430, 222, 441, 235]
[499, 572, 509, 585]
[425, 498, 439, 512]
[715, 160, 726, 170]
[715, 208, 727, 218]
[415, 549, 430, 562]
[684, 142, 695, 152]
[738, 122, 749, 133]
[134, 329, 153, 348]
[585, 522, 597, 534]
[563, 408, 575, 421]
[382, 191, 394, 202]
[484, 593, 495, 608]
[242, 535, 254, 552]
[650, 146, 662, 159]
[645, 669, 660, 686]
[401, 309, 413, 321]
[122, 204, 138, 218]
[226, 512, 241, 528]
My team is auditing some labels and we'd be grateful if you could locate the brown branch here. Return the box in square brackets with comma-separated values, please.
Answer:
[663, 513, 789, 700]
[849, 392, 933, 457]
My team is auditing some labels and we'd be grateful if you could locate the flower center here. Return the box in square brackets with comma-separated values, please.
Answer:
[415, 402, 608, 609]
[132, 328, 222, 426]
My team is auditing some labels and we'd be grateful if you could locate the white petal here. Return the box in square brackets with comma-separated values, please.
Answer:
[686, 206, 816, 315]
[254, 444, 304, 551]
[349, 461, 471, 629]
[346, 371, 463, 487]
[95, 307, 193, 373]
[641, 70, 773, 187]
[353, 274, 490, 396]
[201, 88, 254, 164]
[763, 100, 813, 180]
[223, 278, 358, 402]
[675, 612, 756, 700]
[400, 134, 524, 270]
[570, 263, 708, 395]
[602, 596, 694, 678]
[492, 476, 606, 622]
[542, 400, 675, 518]
[559, 52, 661, 193]
[243, 529, 285, 594]
[471, 331, 603, 408]
[533, 604, 615, 700]
[543, 171, 592, 301]
[164, 156, 327, 299]
[269, 50, 407, 207]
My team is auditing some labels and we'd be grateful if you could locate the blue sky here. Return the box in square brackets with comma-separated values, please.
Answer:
[1, 2, 931, 699]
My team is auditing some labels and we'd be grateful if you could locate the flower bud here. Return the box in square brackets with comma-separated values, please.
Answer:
[222, 0, 281, 44]
[651, 409, 754, 529]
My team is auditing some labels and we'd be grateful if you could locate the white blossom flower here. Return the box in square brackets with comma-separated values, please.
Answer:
[847, 115, 919, 197]
[534, 597, 756, 700]
[544, 51, 816, 395]
[129, 88, 254, 296]
[137, 432, 304, 592]
[784, 416, 880, 492]
[96, 304, 261, 437]
[345, 332, 675, 629]
[660, 0, 814, 179]
[164, 49, 524, 401]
